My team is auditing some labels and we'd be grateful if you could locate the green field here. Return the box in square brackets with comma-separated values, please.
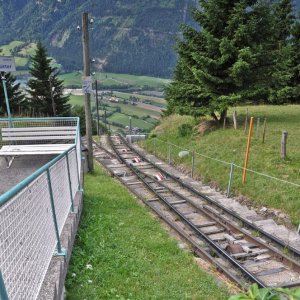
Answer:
[0, 41, 24, 55]
[0, 41, 37, 67]
[65, 163, 229, 299]
[114, 91, 166, 105]
[69, 95, 86, 106]
[69, 94, 160, 132]
[108, 112, 154, 130]
[142, 105, 300, 224]
[104, 101, 161, 118]
[69, 95, 161, 118]
[60, 72, 170, 89]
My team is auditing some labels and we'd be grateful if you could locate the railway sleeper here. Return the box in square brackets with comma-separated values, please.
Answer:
[203, 227, 226, 235]
[196, 221, 217, 228]
[232, 249, 269, 259]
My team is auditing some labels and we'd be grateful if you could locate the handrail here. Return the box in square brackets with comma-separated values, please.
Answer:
[0, 117, 79, 121]
[0, 144, 76, 207]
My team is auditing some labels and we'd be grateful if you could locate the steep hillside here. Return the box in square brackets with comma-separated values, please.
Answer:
[0, 0, 197, 77]
[144, 105, 300, 224]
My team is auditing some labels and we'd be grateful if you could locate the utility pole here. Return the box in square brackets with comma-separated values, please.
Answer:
[82, 12, 94, 171]
[95, 79, 100, 135]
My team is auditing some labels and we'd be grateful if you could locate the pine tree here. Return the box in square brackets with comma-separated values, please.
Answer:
[0, 72, 26, 117]
[165, 0, 284, 122]
[268, 0, 295, 103]
[289, 12, 300, 102]
[27, 42, 70, 116]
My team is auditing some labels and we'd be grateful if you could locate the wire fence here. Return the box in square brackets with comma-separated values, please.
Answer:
[0, 117, 81, 300]
[141, 137, 300, 225]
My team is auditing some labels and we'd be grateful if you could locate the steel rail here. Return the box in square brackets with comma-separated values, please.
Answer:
[92, 141, 245, 287]
[118, 134, 300, 258]
[126, 162, 300, 276]
[109, 135, 267, 288]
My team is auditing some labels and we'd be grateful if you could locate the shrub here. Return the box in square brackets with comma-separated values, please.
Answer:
[178, 123, 193, 137]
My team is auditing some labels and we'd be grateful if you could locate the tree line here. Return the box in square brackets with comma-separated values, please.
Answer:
[165, 0, 300, 123]
[0, 42, 70, 117]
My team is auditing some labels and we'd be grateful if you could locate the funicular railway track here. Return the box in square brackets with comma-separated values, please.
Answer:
[93, 135, 300, 289]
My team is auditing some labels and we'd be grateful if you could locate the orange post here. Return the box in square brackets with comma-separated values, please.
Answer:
[242, 117, 254, 184]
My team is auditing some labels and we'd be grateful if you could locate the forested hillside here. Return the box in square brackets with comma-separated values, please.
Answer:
[0, 0, 198, 77]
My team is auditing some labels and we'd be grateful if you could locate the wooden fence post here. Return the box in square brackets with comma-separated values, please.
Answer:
[256, 117, 260, 139]
[262, 118, 267, 143]
[244, 108, 248, 135]
[233, 111, 237, 130]
[191, 151, 195, 178]
[281, 131, 288, 159]
[223, 112, 227, 129]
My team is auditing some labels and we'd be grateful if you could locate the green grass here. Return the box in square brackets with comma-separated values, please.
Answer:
[14, 57, 28, 67]
[69, 95, 86, 107]
[108, 112, 154, 130]
[18, 42, 36, 56]
[0, 41, 36, 67]
[65, 164, 229, 300]
[59, 72, 170, 89]
[114, 91, 166, 105]
[69, 95, 160, 131]
[0, 41, 24, 55]
[142, 105, 300, 224]
[105, 101, 161, 118]
[69, 95, 161, 118]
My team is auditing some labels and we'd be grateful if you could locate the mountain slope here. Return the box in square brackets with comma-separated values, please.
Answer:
[0, 0, 197, 77]
[0, 0, 298, 77]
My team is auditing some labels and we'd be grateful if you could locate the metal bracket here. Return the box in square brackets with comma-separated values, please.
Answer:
[70, 207, 78, 214]
[5, 156, 15, 168]
[53, 247, 67, 257]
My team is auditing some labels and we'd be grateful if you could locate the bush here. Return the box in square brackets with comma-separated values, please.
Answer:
[70, 105, 101, 135]
[178, 123, 193, 137]
[229, 284, 300, 300]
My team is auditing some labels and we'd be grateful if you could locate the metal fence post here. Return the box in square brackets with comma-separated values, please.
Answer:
[75, 145, 83, 192]
[46, 169, 66, 256]
[168, 143, 171, 165]
[227, 162, 234, 198]
[0, 271, 9, 300]
[191, 151, 195, 178]
[66, 152, 75, 213]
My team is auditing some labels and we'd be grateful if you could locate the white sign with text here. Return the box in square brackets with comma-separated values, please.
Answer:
[0, 56, 16, 72]
[82, 76, 93, 94]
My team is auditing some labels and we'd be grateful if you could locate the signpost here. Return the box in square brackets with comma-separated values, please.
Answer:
[82, 76, 93, 94]
[0, 56, 16, 127]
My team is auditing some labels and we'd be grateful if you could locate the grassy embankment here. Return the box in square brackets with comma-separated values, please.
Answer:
[141, 105, 300, 224]
[65, 164, 229, 299]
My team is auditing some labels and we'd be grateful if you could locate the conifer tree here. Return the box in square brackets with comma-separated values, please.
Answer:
[289, 12, 300, 102]
[165, 0, 287, 122]
[0, 72, 26, 116]
[268, 0, 295, 103]
[27, 42, 70, 116]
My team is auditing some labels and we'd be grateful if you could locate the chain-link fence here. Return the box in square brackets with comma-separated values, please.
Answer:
[0, 117, 81, 300]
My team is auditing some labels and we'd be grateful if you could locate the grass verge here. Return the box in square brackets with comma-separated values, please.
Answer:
[65, 163, 229, 300]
